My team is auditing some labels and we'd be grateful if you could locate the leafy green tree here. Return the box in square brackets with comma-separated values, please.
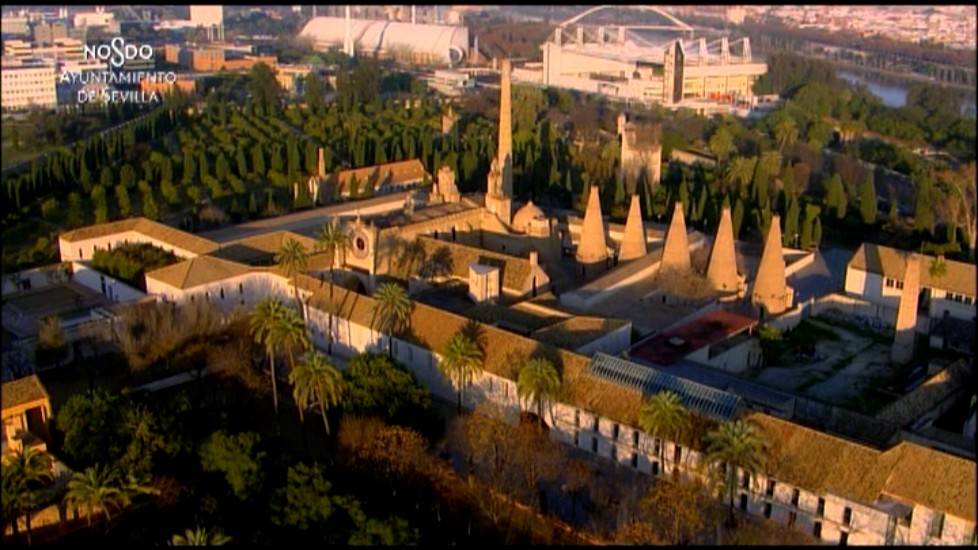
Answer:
[3, 461, 26, 537]
[171, 526, 232, 546]
[199, 431, 265, 500]
[290, 351, 344, 434]
[57, 390, 128, 467]
[342, 352, 431, 422]
[704, 420, 767, 524]
[516, 358, 561, 423]
[348, 515, 420, 545]
[370, 282, 412, 358]
[438, 332, 484, 413]
[638, 391, 691, 471]
[247, 62, 282, 115]
[859, 174, 878, 225]
[271, 462, 336, 530]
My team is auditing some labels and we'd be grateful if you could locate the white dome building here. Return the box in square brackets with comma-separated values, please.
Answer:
[299, 16, 469, 66]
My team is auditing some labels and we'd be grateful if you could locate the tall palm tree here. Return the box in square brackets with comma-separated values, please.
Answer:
[726, 156, 756, 198]
[438, 332, 484, 413]
[703, 420, 767, 524]
[516, 358, 561, 424]
[250, 298, 287, 413]
[315, 219, 351, 291]
[371, 282, 412, 358]
[289, 351, 344, 434]
[3, 446, 51, 543]
[773, 114, 798, 153]
[276, 238, 309, 318]
[273, 305, 311, 388]
[638, 391, 691, 474]
[170, 526, 232, 546]
[63, 465, 126, 528]
[314, 220, 351, 354]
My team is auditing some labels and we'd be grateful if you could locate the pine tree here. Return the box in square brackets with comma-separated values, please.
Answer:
[859, 174, 877, 226]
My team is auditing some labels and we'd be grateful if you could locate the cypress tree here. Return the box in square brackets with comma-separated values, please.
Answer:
[115, 184, 131, 217]
[783, 195, 800, 247]
[813, 215, 823, 248]
[252, 145, 266, 177]
[914, 172, 935, 235]
[859, 174, 877, 225]
[732, 198, 745, 238]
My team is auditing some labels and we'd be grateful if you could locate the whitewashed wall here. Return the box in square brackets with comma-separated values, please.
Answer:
[71, 262, 145, 303]
[59, 231, 202, 263]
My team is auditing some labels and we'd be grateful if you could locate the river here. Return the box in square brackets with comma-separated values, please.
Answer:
[838, 70, 976, 118]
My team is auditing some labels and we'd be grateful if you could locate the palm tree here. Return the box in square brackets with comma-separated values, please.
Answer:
[314, 220, 351, 355]
[289, 351, 344, 434]
[438, 332, 484, 413]
[276, 238, 309, 317]
[371, 282, 412, 358]
[773, 114, 798, 153]
[703, 420, 767, 525]
[3, 446, 51, 543]
[2, 464, 26, 537]
[63, 465, 126, 528]
[638, 391, 691, 475]
[516, 358, 561, 424]
[273, 305, 311, 389]
[171, 526, 231, 546]
[250, 298, 287, 413]
[314, 219, 351, 291]
[726, 156, 756, 197]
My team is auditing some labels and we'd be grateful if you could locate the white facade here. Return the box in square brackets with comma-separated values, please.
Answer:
[189, 5, 223, 27]
[59, 231, 205, 263]
[845, 266, 977, 322]
[1, 57, 56, 110]
[299, 16, 469, 65]
[72, 10, 114, 29]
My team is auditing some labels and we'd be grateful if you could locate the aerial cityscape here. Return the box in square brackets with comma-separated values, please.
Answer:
[1, 4, 975, 546]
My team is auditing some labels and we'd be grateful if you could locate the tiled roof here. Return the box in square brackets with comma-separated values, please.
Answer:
[415, 235, 533, 292]
[1, 375, 49, 410]
[749, 413, 976, 522]
[211, 231, 318, 264]
[586, 353, 742, 421]
[531, 317, 630, 350]
[849, 243, 976, 297]
[632, 310, 757, 366]
[145, 256, 253, 290]
[329, 159, 427, 194]
[59, 218, 218, 256]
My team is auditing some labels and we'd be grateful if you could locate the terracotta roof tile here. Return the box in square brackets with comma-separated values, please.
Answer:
[1, 375, 49, 410]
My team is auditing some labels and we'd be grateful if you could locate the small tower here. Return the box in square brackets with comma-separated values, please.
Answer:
[891, 254, 921, 365]
[576, 185, 608, 265]
[619, 194, 647, 261]
[751, 215, 792, 316]
[660, 202, 690, 273]
[706, 205, 741, 293]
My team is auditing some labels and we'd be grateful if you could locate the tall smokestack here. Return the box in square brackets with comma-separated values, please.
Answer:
[411, 5, 416, 25]
[344, 5, 353, 57]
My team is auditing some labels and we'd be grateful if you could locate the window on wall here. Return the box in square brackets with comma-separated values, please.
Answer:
[813, 521, 822, 539]
[574, 409, 580, 427]
[591, 436, 598, 453]
[929, 512, 945, 539]
[239, 283, 244, 295]
[674, 445, 682, 463]
[843, 507, 852, 526]
[612, 423, 619, 440]
[839, 531, 848, 546]
[767, 479, 776, 497]
[631, 452, 638, 469]
[592, 417, 599, 432]
[763, 502, 772, 519]
[741, 471, 750, 490]
[488, 377, 493, 392]
[739, 494, 748, 511]
[817, 497, 825, 517]
[788, 511, 797, 527]
[791, 488, 800, 507]
[652, 461, 659, 475]
[220, 287, 225, 300]
[632, 430, 639, 447]
[573, 430, 579, 447]
[653, 439, 661, 456]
